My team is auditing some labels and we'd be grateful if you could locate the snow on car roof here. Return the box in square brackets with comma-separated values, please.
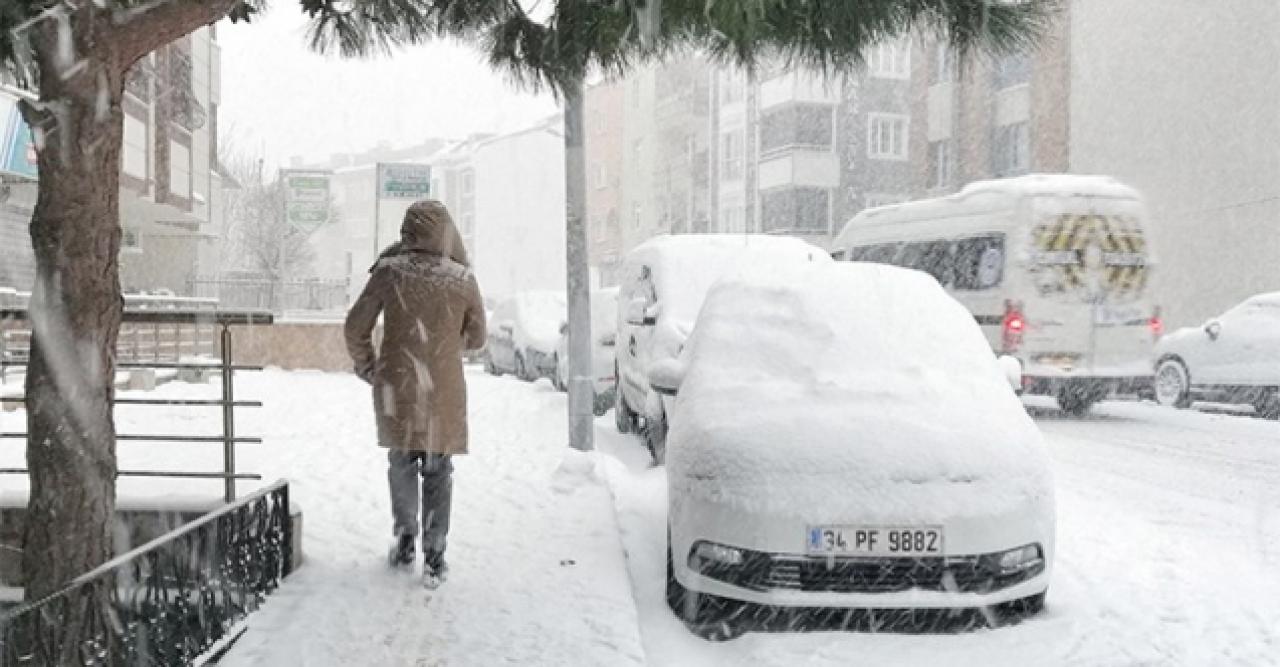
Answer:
[627, 234, 830, 323]
[1244, 292, 1280, 308]
[667, 262, 1053, 523]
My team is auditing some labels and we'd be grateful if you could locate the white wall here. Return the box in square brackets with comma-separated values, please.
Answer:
[1069, 0, 1280, 327]
[472, 119, 567, 302]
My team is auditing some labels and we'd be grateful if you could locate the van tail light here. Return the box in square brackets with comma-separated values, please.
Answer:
[1002, 300, 1025, 354]
[1149, 307, 1164, 339]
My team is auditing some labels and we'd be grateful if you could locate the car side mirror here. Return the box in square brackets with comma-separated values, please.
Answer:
[625, 298, 657, 326]
[648, 358, 685, 396]
[1204, 321, 1221, 341]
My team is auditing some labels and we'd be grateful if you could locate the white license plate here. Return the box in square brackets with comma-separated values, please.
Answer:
[806, 526, 944, 556]
[1094, 305, 1144, 326]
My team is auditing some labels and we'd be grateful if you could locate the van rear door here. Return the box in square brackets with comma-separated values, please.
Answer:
[1022, 196, 1154, 381]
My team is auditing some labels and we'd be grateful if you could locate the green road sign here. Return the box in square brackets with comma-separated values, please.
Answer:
[378, 163, 432, 200]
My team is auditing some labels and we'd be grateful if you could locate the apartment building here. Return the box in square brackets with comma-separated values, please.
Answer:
[0, 27, 229, 296]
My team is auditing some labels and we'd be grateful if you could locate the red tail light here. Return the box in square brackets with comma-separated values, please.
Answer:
[1149, 307, 1163, 339]
[1002, 300, 1025, 354]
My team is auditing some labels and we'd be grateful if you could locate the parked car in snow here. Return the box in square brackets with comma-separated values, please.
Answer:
[614, 234, 830, 463]
[833, 174, 1161, 416]
[484, 291, 566, 383]
[658, 262, 1055, 638]
[1153, 292, 1280, 418]
[553, 287, 619, 416]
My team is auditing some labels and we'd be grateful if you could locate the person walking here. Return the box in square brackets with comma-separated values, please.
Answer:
[344, 200, 486, 588]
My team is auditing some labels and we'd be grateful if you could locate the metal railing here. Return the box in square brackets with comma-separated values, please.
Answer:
[0, 480, 292, 666]
[188, 277, 350, 313]
[0, 308, 274, 502]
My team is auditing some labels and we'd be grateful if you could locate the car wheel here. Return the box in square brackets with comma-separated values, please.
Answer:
[514, 353, 535, 383]
[1057, 388, 1097, 417]
[484, 352, 502, 376]
[644, 411, 668, 465]
[1253, 391, 1280, 420]
[666, 536, 745, 641]
[1154, 359, 1192, 409]
[593, 390, 613, 418]
[615, 375, 638, 434]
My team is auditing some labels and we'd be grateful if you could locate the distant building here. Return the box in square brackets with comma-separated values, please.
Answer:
[584, 80, 626, 286]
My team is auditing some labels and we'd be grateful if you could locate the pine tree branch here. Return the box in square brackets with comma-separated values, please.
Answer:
[111, 0, 241, 67]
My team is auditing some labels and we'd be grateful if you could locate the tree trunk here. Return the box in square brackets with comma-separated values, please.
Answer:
[563, 81, 594, 452]
[19, 27, 127, 608]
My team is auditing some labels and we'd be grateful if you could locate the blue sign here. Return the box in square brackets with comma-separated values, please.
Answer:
[0, 93, 38, 180]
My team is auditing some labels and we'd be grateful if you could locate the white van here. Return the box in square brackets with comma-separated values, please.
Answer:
[832, 174, 1159, 415]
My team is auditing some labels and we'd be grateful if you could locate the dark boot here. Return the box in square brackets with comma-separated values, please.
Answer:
[388, 533, 416, 567]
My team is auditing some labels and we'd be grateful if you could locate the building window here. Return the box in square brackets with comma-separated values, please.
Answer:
[121, 227, 144, 253]
[761, 187, 831, 233]
[720, 131, 743, 180]
[461, 169, 474, 196]
[169, 137, 191, 200]
[122, 112, 148, 180]
[760, 103, 834, 154]
[992, 122, 1030, 176]
[867, 114, 909, 160]
[992, 52, 1032, 90]
[928, 140, 952, 189]
[868, 38, 911, 80]
[594, 162, 608, 189]
[931, 43, 954, 85]
[632, 202, 642, 229]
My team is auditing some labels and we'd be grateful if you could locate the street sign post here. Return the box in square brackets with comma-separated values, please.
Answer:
[281, 170, 331, 234]
[372, 163, 432, 257]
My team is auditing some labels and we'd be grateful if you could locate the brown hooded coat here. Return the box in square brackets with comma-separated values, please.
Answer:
[344, 200, 486, 455]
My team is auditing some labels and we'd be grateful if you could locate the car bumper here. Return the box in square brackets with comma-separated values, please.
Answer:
[1022, 374, 1152, 397]
[670, 495, 1054, 609]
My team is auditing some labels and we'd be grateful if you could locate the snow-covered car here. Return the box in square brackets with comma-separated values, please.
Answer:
[659, 262, 1055, 638]
[553, 287, 619, 416]
[484, 290, 566, 383]
[1153, 292, 1280, 417]
[614, 234, 830, 463]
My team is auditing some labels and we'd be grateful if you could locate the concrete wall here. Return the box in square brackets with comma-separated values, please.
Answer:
[221, 321, 357, 372]
[1069, 0, 1280, 327]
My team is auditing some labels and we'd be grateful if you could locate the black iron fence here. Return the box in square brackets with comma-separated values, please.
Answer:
[0, 309, 274, 502]
[0, 480, 292, 666]
[188, 277, 349, 313]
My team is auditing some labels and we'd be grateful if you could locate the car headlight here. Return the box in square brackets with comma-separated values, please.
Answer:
[996, 544, 1043, 574]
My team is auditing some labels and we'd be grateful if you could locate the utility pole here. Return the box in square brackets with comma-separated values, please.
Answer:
[373, 162, 383, 260]
[564, 80, 594, 452]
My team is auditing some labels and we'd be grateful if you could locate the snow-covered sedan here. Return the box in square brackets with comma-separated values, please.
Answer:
[1153, 292, 1280, 418]
[658, 262, 1055, 638]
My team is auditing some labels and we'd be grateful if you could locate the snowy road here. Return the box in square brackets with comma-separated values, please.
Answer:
[3, 370, 1278, 665]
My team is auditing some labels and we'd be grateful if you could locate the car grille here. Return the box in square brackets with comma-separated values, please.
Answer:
[715, 553, 1042, 594]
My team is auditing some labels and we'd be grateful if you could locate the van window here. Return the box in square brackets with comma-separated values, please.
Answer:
[847, 234, 1004, 290]
[830, 249, 847, 261]
[952, 234, 1005, 290]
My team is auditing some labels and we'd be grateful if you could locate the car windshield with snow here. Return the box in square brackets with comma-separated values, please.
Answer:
[661, 262, 1054, 637]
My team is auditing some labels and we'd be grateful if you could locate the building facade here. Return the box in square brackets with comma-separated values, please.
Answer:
[584, 80, 626, 286]
[0, 26, 228, 297]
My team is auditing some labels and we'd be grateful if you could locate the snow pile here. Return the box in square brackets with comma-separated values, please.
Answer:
[551, 449, 602, 495]
[515, 290, 567, 353]
[667, 262, 1053, 523]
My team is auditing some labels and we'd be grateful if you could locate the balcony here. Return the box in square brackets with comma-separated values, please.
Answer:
[759, 71, 841, 110]
[757, 150, 840, 191]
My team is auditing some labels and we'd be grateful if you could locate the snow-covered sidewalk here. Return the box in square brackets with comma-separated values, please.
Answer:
[220, 370, 645, 666]
[2, 369, 646, 666]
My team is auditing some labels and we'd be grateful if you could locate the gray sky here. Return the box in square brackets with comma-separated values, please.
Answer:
[216, 10, 560, 169]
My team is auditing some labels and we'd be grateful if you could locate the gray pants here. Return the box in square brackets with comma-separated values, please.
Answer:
[387, 449, 453, 559]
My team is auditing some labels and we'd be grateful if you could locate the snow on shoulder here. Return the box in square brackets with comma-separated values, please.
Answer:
[667, 262, 1053, 524]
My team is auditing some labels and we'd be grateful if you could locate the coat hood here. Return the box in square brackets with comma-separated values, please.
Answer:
[400, 200, 469, 266]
